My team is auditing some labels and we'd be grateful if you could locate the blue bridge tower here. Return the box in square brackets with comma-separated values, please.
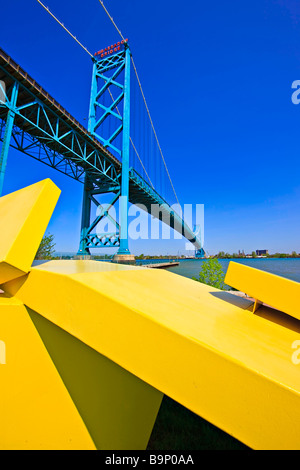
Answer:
[77, 40, 135, 263]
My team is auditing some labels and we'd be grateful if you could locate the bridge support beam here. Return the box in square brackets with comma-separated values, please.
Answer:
[114, 45, 135, 264]
[0, 81, 19, 196]
[116, 46, 131, 257]
[195, 248, 205, 259]
[77, 176, 92, 257]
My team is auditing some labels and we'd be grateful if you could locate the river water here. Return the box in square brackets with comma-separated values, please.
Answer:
[164, 258, 300, 283]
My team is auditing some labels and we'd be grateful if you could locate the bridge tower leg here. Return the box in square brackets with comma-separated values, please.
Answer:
[77, 43, 135, 264]
[0, 81, 19, 196]
[78, 176, 92, 257]
[113, 45, 134, 264]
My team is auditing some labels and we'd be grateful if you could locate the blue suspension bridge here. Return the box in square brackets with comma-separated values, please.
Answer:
[0, 1, 204, 261]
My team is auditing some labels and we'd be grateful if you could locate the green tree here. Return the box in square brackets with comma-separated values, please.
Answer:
[192, 258, 225, 290]
[35, 233, 56, 260]
[251, 251, 256, 258]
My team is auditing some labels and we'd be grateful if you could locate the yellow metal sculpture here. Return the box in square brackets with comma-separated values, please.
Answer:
[225, 260, 300, 319]
[0, 180, 300, 450]
[0, 179, 60, 284]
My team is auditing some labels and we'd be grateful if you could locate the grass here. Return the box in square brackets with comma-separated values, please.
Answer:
[147, 396, 249, 450]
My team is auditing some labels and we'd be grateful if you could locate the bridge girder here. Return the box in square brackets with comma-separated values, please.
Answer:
[0, 46, 203, 256]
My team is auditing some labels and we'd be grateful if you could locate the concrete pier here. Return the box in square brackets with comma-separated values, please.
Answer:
[143, 262, 179, 269]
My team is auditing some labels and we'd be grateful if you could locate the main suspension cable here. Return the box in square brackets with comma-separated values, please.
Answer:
[97, 0, 126, 42]
[107, 89, 154, 189]
[36, 0, 94, 58]
[36, 0, 179, 204]
[97, 0, 180, 206]
[131, 57, 180, 206]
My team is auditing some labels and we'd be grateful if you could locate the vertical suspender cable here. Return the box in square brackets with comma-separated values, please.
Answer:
[97, 0, 181, 207]
[36, 0, 179, 204]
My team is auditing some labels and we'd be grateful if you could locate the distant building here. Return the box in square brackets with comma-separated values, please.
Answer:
[256, 249, 269, 256]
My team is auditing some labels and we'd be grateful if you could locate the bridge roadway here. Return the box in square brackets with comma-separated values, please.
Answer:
[0, 46, 201, 249]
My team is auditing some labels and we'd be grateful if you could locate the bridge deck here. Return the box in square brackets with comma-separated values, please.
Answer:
[0, 47, 121, 171]
[0, 46, 201, 248]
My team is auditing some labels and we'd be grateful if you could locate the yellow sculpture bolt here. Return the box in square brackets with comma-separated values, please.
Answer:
[1, 180, 300, 450]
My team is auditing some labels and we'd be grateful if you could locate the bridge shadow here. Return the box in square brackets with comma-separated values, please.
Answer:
[32, 260, 51, 267]
[253, 305, 300, 334]
[210, 291, 253, 309]
[210, 291, 300, 334]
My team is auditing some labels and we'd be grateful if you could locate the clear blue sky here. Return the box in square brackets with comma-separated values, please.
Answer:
[1, 0, 300, 255]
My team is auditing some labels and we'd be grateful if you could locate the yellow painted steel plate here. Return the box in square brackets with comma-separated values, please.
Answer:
[4, 260, 300, 450]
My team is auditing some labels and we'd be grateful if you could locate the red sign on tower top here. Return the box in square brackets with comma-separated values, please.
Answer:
[94, 39, 128, 59]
